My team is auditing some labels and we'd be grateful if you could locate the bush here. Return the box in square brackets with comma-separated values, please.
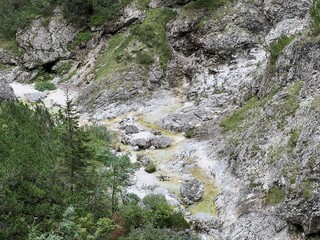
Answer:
[137, 52, 154, 65]
[35, 81, 57, 92]
[269, 35, 295, 65]
[144, 161, 156, 173]
[311, 0, 320, 35]
[185, 128, 197, 138]
[266, 186, 285, 205]
[75, 31, 93, 46]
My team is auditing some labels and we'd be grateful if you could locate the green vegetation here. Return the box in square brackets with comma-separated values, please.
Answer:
[301, 180, 313, 200]
[137, 51, 154, 65]
[35, 81, 57, 91]
[311, 0, 320, 35]
[220, 97, 260, 132]
[283, 81, 302, 116]
[288, 129, 300, 149]
[185, 127, 197, 138]
[131, 8, 176, 70]
[0, 0, 134, 42]
[74, 31, 93, 46]
[144, 160, 157, 173]
[184, 0, 232, 11]
[266, 186, 285, 205]
[95, 7, 176, 82]
[0, 100, 195, 239]
[269, 35, 295, 65]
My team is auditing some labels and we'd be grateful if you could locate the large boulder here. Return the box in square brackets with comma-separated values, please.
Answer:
[151, 135, 172, 149]
[125, 125, 139, 135]
[0, 79, 15, 101]
[180, 179, 204, 205]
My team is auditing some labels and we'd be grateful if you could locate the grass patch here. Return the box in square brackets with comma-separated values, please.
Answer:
[220, 97, 260, 132]
[266, 186, 285, 205]
[288, 129, 300, 149]
[184, 0, 232, 11]
[144, 161, 156, 173]
[301, 180, 313, 200]
[95, 7, 176, 82]
[269, 35, 295, 65]
[283, 81, 302, 115]
[95, 32, 132, 80]
[311, 0, 320, 35]
[137, 52, 154, 65]
[131, 8, 176, 71]
[35, 81, 56, 92]
[75, 31, 93, 46]
[185, 128, 197, 139]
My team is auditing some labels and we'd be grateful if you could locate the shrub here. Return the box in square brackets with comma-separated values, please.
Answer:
[75, 31, 93, 46]
[144, 161, 156, 173]
[311, 0, 320, 35]
[269, 35, 295, 65]
[185, 128, 197, 138]
[137, 52, 154, 65]
[266, 186, 285, 205]
[35, 81, 57, 91]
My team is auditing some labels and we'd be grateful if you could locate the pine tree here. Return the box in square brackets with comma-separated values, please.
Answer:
[59, 93, 90, 200]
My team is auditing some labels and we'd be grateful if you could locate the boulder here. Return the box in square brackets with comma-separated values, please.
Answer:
[127, 132, 154, 149]
[151, 135, 172, 149]
[24, 92, 48, 102]
[190, 213, 222, 233]
[125, 125, 139, 135]
[180, 179, 204, 205]
[0, 79, 15, 101]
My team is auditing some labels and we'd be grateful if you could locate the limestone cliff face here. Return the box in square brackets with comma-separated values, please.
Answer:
[1, 0, 320, 238]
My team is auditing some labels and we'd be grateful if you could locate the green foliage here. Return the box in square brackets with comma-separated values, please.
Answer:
[185, 127, 197, 138]
[0, 101, 194, 239]
[0, 0, 57, 39]
[131, 8, 176, 70]
[125, 224, 197, 240]
[269, 36, 295, 65]
[137, 51, 154, 65]
[220, 97, 260, 132]
[184, 0, 231, 11]
[301, 180, 313, 200]
[75, 31, 93, 45]
[63, 0, 133, 26]
[120, 194, 189, 234]
[288, 129, 300, 149]
[35, 81, 57, 91]
[266, 186, 285, 205]
[311, 0, 320, 35]
[144, 160, 156, 173]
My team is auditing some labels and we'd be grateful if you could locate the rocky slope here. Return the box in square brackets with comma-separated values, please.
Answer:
[1, 0, 320, 239]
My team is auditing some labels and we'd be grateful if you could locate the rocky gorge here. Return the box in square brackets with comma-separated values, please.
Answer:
[1, 0, 320, 239]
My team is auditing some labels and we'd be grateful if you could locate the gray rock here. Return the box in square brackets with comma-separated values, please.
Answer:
[0, 79, 15, 101]
[24, 92, 48, 102]
[125, 125, 139, 135]
[16, 12, 78, 69]
[190, 213, 223, 233]
[180, 179, 204, 205]
[151, 135, 172, 149]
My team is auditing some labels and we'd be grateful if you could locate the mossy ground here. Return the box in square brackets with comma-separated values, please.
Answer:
[266, 186, 285, 205]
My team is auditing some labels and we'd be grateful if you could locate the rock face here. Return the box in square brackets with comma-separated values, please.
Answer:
[180, 179, 204, 205]
[0, 79, 15, 101]
[16, 11, 78, 69]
